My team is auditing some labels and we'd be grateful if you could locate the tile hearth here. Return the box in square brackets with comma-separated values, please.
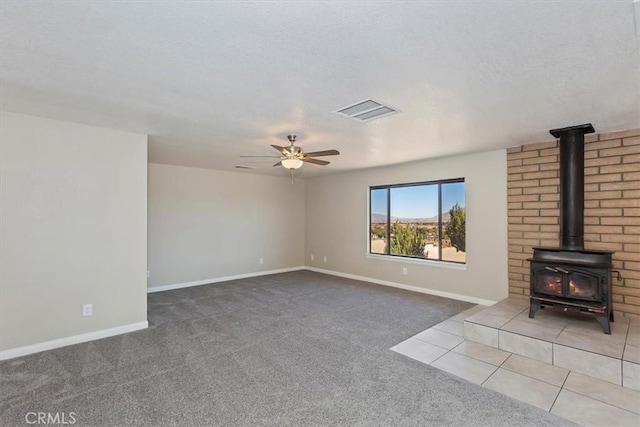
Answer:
[463, 297, 639, 388]
[391, 300, 640, 427]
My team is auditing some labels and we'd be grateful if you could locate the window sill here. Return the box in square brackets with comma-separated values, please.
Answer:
[365, 253, 467, 270]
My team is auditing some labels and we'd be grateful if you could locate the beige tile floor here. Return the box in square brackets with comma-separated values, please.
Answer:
[463, 297, 640, 389]
[391, 304, 640, 427]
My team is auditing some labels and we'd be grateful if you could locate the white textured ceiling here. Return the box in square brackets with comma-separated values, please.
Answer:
[1, 0, 639, 178]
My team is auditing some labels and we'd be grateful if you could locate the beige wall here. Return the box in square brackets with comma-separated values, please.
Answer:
[0, 112, 148, 352]
[305, 150, 509, 304]
[147, 163, 305, 288]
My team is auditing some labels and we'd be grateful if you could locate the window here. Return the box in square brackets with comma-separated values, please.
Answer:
[369, 179, 466, 264]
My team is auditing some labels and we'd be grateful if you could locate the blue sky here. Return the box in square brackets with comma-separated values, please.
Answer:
[371, 182, 465, 218]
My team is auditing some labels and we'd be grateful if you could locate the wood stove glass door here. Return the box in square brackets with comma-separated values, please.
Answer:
[567, 270, 600, 302]
[533, 267, 563, 297]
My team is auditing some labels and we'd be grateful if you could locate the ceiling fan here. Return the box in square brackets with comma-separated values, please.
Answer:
[241, 135, 340, 170]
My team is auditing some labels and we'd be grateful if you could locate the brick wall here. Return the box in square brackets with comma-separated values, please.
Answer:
[507, 127, 640, 319]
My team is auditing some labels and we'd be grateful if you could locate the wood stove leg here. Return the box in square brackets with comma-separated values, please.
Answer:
[529, 300, 540, 319]
[595, 315, 611, 335]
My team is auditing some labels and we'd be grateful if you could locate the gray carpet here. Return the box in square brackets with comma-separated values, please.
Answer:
[1, 271, 575, 426]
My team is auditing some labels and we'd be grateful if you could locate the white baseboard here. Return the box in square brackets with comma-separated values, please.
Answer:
[147, 266, 306, 293]
[0, 321, 148, 361]
[147, 265, 497, 306]
[305, 267, 497, 306]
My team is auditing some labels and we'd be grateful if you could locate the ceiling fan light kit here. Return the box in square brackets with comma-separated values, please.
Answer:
[281, 158, 304, 170]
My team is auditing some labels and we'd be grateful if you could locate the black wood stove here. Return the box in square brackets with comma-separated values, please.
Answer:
[529, 247, 613, 333]
[528, 124, 615, 334]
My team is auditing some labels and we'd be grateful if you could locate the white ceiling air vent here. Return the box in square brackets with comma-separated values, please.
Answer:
[334, 99, 398, 122]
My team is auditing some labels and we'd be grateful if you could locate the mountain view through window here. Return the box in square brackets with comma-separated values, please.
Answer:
[369, 179, 465, 264]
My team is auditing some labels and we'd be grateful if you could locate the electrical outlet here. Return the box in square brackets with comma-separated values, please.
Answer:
[323, 256, 327, 263]
[402, 267, 408, 275]
[259, 258, 264, 265]
[310, 254, 314, 261]
[83, 304, 93, 316]
[146, 270, 150, 278]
